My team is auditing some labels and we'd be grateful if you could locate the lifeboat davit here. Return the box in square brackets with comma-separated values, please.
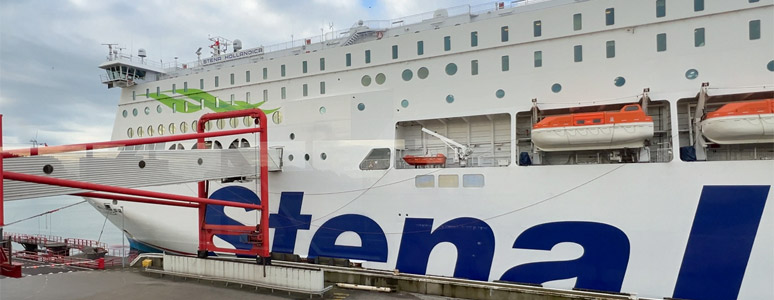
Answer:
[403, 154, 447, 166]
[701, 99, 774, 144]
[532, 104, 654, 152]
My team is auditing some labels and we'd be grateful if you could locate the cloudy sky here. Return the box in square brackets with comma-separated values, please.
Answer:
[0, 0, 477, 149]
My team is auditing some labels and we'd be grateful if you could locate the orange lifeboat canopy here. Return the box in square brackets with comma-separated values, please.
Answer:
[534, 104, 652, 129]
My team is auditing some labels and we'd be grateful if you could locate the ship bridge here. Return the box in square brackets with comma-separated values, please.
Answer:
[99, 44, 165, 89]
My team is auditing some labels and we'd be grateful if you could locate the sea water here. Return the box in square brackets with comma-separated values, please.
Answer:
[4, 195, 127, 252]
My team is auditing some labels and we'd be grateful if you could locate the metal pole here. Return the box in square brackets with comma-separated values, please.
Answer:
[0, 114, 4, 232]
[121, 206, 125, 268]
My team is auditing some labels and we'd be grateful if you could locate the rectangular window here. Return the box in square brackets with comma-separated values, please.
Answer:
[534, 20, 542, 37]
[145, 88, 149, 98]
[302, 61, 308, 73]
[606, 40, 616, 58]
[263, 89, 268, 101]
[438, 174, 459, 188]
[230, 94, 235, 104]
[463, 174, 485, 187]
[281, 87, 286, 99]
[656, 0, 666, 18]
[749, 20, 761, 40]
[444, 36, 451, 51]
[172, 84, 176, 93]
[345, 53, 352, 66]
[534, 51, 542, 67]
[280, 64, 286, 77]
[184, 82, 188, 92]
[245, 70, 250, 82]
[230, 73, 235, 85]
[694, 0, 704, 11]
[199, 79, 204, 89]
[501, 26, 509, 42]
[156, 87, 160, 96]
[470, 31, 478, 47]
[320, 58, 325, 71]
[694, 28, 705, 47]
[415, 175, 434, 188]
[215, 76, 219, 87]
[749, 0, 759, 2]
[574, 45, 583, 62]
[132, 91, 136, 100]
[501, 55, 510, 71]
[246, 92, 250, 103]
[605, 8, 615, 26]
[320, 81, 325, 94]
[657, 33, 667, 52]
[262, 67, 267, 80]
[302, 84, 308, 97]
[471, 60, 479, 75]
[573, 13, 582, 31]
[392, 45, 398, 59]
[417, 41, 424, 55]
[365, 50, 371, 64]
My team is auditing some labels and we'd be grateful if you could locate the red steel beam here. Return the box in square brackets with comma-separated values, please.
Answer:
[3, 171, 262, 210]
[76, 192, 199, 208]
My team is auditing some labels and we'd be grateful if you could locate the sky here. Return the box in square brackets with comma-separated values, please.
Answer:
[0, 0, 478, 149]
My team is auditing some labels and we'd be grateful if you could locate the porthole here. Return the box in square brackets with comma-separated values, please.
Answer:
[192, 120, 198, 132]
[304, 154, 310, 161]
[685, 69, 699, 80]
[614, 76, 626, 87]
[320, 153, 327, 160]
[446, 95, 455, 103]
[290, 133, 295, 140]
[230, 118, 238, 128]
[180, 121, 188, 133]
[158, 124, 164, 136]
[242, 116, 251, 127]
[205, 121, 212, 131]
[402, 69, 413, 81]
[361, 75, 372, 86]
[401, 99, 409, 108]
[216, 119, 225, 130]
[551, 83, 562, 93]
[375, 73, 386, 85]
[417, 67, 429, 79]
[144, 107, 150, 115]
[445, 63, 458, 75]
[168, 123, 176, 134]
[137, 126, 144, 137]
[122, 110, 128, 118]
[357, 103, 366, 111]
[272, 111, 283, 124]
[156, 105, 162, 113]
[767, 60, 773, 71]
[127, 128, 133, 138]
[495, 89, 505, 99]
[147, 125, 154, 137]
[319, 106, 326, 114]
[288, 154, 294, 161]
[132, 108, 138, 116]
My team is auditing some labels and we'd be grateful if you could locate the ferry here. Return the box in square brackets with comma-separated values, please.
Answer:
[86, 0, 773, 299]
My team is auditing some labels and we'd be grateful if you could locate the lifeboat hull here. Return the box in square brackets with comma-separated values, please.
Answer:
[532, 122, 654, 152]
[701, 113, 774, 144]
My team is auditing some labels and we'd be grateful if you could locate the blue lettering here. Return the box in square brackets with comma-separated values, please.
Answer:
[268, 192, 311, 254]
[396, 217, 494, 281]
[309, 214, 388, 262]
[500, 222, 629, 293]
[673, 185, 769, 300]
[207, 186, 260, 251]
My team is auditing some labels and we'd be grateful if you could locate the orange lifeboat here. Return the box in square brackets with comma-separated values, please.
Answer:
[403, 154, 447, 167]
[701, 99, 774, 144]
[532, 104, 654, 151]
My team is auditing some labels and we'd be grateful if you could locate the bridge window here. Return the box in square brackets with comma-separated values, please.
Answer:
[360, 148, 390, 170]
[470, 31, 478, 47]
[605, 8, 614, 26]
[656, 0, 666, 18]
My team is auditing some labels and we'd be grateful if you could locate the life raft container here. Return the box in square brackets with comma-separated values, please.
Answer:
[532, 104, 654, 152]
[701, 99, 774, 144]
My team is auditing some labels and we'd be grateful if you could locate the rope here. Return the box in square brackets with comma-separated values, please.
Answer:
[96, 211, 109, 244]
[0, 200, 86, 228]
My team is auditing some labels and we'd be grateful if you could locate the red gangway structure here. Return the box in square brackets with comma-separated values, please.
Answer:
[0, 109, 271, 278]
